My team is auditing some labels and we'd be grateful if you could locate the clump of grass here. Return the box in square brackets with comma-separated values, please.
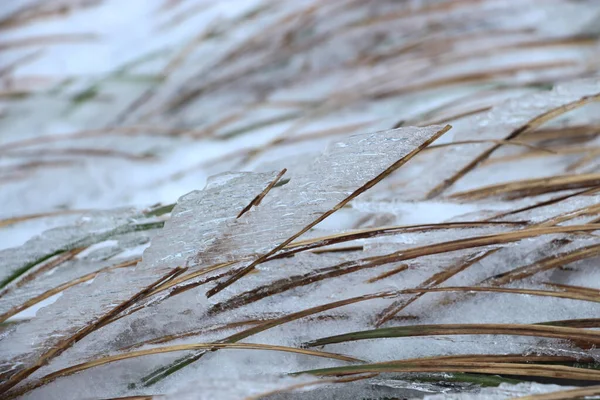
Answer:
[1, 1, 600, 399]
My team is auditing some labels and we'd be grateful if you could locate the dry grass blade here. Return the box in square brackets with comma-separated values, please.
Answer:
[225, 291, 399, 344]
[26, 342, 361, 393]
[276, 221, 526, 261]
[206, 124, 452, 297]
[365, 264, 409, 283]
[520, 124, 600, 142]
[397, 286, 600, 304]
[537, 318, 600, 328]
[0, 126, 193, 153]
[0, 209, 93, 228]
[426, 93, 600, 199]
[304, 323, 600, 348]
[514, 385, 600, 400]
[285, 221, 527, 250]
[373, 61, 577, 100]
[373, 354, 594, 364]
[483, 243, 600, 286]
[375, 250, 499, 326]
[4, 148, 155, 161]
[211, 224, 600, 313]
[296, 361, 600, 382]
[426, 140, 556, 154]
[0, 1, 102, 30]
[544, 282, 600, 297]
[486, 187, 600, 220]
[0, 33, 98, 51]
[0, 50, 43, 78]
[0, 267, 187, 397]
[450, 174, 600, 200]
[237, 168, 287, 218]
[148, 262, 236, 296]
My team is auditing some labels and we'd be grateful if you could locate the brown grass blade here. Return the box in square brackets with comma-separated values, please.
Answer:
[486, 187, 600, 221]
[0, 209, 93, 228]
[426, 140, 556, 154]
[4, 147, 155, 161]
[375, 249, 498, 326]
[397, 286, 600, 304]
[30, 343, 360, 391]
[299, 361, 600, 382]
[243, 374, 379, 400]
[225, 291, 400, 344]
[284, 221, 527, 253]
[237, 169, 287, 218]
[483, 243, 600, 286]
[0, 33, 98, 51]
[304, 323, 600, 348]
[520, 125, 600, 142]
[544, 282, 600, 297]
[450, 174, 600, 200]
[0, 126, 194, 153]
[365, 264, 409, 283]
[537, 318, 600, 328]
[373, 61, 578, 101]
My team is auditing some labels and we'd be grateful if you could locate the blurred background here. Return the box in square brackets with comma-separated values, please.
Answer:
[1, 0, 599, 249]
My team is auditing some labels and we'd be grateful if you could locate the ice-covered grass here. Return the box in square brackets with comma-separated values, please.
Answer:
[1, 1, 600, 399]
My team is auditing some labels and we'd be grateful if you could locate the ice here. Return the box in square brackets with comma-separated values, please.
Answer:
[200, 125, 447, 268]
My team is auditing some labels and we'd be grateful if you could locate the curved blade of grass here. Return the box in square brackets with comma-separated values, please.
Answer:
[0, 209, 93, 228]
[294, 361, 600, 382]
[16, 342, 361, 397]
[537, 318, 600, 328]
[375, 249, 497, 326]
[426, 139, 556, 154]
[451, 174, 600, 200]
[304, 323, 600, 348]
[483, 242, 600, 286]
[398, 285, 600, 303]
[279, 221, 527, 256]
[486, 187, 600, 221]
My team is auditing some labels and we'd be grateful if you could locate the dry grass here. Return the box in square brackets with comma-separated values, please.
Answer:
[2, 1, 600, 399]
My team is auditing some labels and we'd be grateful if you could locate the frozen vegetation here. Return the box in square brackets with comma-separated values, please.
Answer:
[1, 1, 600, 399]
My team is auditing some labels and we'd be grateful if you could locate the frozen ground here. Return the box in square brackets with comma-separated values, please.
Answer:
[1, 1, 600, 399]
